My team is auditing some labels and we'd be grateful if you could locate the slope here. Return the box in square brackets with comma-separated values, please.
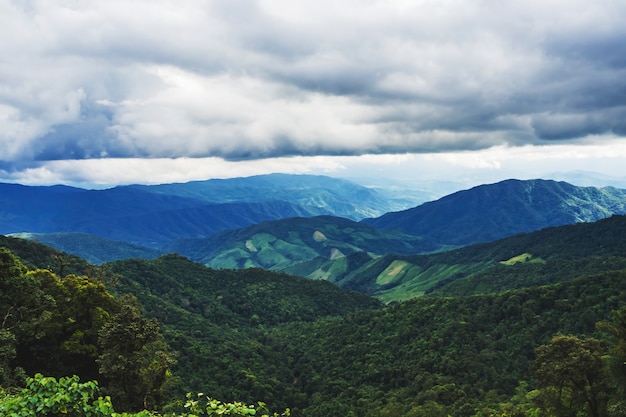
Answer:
[167, 215, 440, 270]
[363, 178, 626, 246]
[128, 173, 412, 220]
[0, 174, 400, 249]
[104, 254, 382, 403]
[4, 231, 626, 416]
[323, 214, 626, 301]
[10, 232, 163, 264]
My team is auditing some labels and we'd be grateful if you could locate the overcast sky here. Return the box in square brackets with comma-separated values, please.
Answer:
[1, 0, 626, 193]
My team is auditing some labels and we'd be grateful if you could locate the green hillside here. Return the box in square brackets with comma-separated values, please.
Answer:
[3, 225, 626, 416]
[0, 174, 408, 249]
[363, 179, 626, 246]
[167, 215, 439, 271]
[266, 269, 626, 415]
[10, 232, 163, 264]
[318, 214, 626, 301]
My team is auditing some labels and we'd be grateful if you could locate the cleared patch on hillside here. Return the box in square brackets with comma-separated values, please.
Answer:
[376, 260, 413, 285]
[308, 257, 349, 281]
[500, 253, 546, 266]
[245, 240, 257, 252]
[313, 230, 327, 242]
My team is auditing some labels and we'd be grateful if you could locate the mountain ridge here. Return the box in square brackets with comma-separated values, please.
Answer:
[0, 174, 403, 248]
[362, 178, 626, 245]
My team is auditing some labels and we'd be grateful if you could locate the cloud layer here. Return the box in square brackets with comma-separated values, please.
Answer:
[1, 0, 625, 166]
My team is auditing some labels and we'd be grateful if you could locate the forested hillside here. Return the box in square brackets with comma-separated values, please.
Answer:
[9, 178, 626, 267]
[0, 247, 175, 412]
[363, 179, 626, 245]
[2, 222, 626, 416]
[166, 215, 439, 270]
[316, 214, 626, 301]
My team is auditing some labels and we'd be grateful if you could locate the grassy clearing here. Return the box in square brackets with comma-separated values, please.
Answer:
[500, 253, 546, 265]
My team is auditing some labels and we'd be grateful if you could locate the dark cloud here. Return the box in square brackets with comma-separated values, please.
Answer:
[1, 0, 625, 164]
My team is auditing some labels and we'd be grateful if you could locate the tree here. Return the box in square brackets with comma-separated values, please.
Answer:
[532, 335, 611, 417]
[0, 249, 54, 385]
[597, 307, 626, 416]
[98, 294, 176, 412]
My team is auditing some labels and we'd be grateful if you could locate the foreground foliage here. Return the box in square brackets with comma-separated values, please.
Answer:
[0, 248, 175, 411]
[0, 374, 289, 417]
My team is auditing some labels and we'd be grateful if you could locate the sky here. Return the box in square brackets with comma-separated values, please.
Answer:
[1, 0, 626, 195]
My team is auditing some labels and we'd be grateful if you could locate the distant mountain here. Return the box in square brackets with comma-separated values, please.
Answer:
[167, 215, 440, 271]
[0, 174, 403, 248]
[167, 179, 626, 287]
[317, 214, 626, 301]
[10, 232, 163, 264]
[126, 173, 410, 219]
[362, 178, 626, 246]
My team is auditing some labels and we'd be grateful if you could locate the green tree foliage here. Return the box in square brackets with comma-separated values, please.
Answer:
[98, 295, 176, 412]
[182, 393, 290, 417]
[19, 269, 119, 381]
[5, 234, 626, 416]
[0, 249, 54, 385]
[0, 247, 175, 412]
[0, 374, 288, 417]
[597, 307, 626, 416]
[532, 335, 611, 417]
[0, 373, 116, 417]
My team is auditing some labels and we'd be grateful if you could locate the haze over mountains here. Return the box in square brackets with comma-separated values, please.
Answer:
[1, 174, 410, 248]
[4, 175, 626, 271]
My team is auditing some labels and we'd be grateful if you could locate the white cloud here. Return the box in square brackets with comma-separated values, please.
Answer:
[0, 0, 625, 186]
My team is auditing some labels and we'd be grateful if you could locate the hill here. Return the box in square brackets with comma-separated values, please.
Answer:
[167, 215, 440, 271]
[363, 178, 626, 246]
[0, 174, 404, 248]
[160, 179, 626, 290]
[3, 229, 626, 416]
[9, 232, 163, 264]
[309, 214, 626, 301]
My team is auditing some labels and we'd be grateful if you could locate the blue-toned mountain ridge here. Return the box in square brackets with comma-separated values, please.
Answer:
[0, 174, 409, 248]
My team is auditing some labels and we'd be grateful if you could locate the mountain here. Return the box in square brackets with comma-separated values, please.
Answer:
[127, 173, 412, 219]
[319, 214, 626, 301]
[362, 178, 626, 246]
[166, 215, 440, 271]
[6, 177, 626, 268]
[9, 232, 163, 264]
[0, 174, 403, 248]
[164, 180, 626, 291]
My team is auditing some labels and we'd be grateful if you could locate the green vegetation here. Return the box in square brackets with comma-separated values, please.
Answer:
[166, 215, 438, 273]
[363, 179, 626, 246]
[0, 247, 174, 412]
[312, 215, 626, 300]
[11, 232, 163, 264]
[3, 214, 626, 416]
[0, 374, 289, 417]
[500, 253, 545, 265]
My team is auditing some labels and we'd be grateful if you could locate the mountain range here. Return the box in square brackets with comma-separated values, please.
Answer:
[3, 176, 626, 281]
[363, 178, 626, 245]
[0, 174, 410, 248]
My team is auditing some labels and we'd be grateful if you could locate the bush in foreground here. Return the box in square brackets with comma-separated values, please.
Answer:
[0, 374, 289, 417]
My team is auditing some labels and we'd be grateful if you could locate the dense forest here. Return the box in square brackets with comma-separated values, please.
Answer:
[1, 216, 626, 416]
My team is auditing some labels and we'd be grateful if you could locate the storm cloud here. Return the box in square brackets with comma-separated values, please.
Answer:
[1, 0, 625, 166]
